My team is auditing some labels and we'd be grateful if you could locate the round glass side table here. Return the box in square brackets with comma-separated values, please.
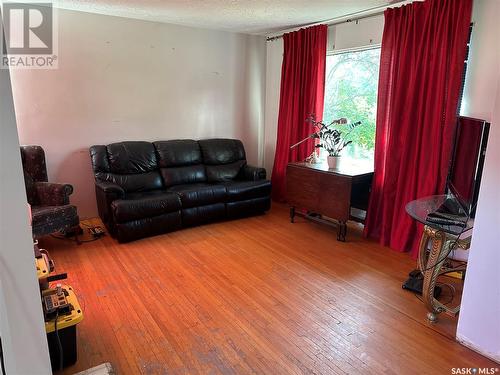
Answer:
[406, 195, 473, 322]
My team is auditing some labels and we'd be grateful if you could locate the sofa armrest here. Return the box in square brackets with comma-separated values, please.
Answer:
[94, 180, 124, 235]
[95, 180, 125, 198]
[35, 182, 73, 206]
[240, 165, 267, 181]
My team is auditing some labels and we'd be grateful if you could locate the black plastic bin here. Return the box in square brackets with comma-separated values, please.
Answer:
[47, 324, 78, 370]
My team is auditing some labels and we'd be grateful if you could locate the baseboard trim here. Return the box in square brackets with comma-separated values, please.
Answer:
[456, 333, 500, 364]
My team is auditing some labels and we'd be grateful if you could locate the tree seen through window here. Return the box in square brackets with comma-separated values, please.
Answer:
[322, 48, 381, 160]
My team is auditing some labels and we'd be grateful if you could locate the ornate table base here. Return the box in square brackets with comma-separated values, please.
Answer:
[417, 225, 470, 322]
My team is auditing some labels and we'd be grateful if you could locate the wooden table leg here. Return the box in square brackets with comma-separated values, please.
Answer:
[337, 221, 347, 242]
[289, 209, 348, 242]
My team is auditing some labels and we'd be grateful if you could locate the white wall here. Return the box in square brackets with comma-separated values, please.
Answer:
[263, 15, 384, 174]
[457, 0, 500, 363]
[263, 37, 283, 174]
[328, 15, 384, 52]
[0, 53, 52, 374]
[10, 8, 266, 218]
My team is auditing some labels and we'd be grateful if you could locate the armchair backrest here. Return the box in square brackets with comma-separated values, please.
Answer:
[20, 146, 48, 182]
[20, 145, 48, 205]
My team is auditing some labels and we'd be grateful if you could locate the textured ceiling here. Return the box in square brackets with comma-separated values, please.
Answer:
[36, 0, 398, 34]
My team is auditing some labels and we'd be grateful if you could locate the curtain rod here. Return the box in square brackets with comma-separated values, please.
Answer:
[266, 0, 417, 42]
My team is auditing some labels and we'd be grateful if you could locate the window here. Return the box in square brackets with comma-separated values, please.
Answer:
[323, 47, 381, 161]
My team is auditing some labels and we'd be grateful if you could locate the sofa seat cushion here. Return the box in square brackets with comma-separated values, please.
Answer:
[224, 180, 271, 201]
[167, 183, 227, 208]
[112, 191, 181, 223]
[31, 205, 78, 227]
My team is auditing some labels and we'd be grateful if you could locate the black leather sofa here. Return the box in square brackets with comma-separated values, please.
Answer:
[89, 139, 271, 242]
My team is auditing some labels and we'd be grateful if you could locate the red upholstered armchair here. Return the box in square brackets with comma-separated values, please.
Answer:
[20, 146, 80, 242]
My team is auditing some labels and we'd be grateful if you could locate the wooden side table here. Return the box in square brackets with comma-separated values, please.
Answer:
[406, 195, 473, 322]
[286, 160, 373, 241]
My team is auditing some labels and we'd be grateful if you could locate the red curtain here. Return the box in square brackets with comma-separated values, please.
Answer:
[364, 0, 473, 257]
[271, 25, 328, 201]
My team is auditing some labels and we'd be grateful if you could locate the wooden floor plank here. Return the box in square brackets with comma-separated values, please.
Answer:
[39, 203, 496, 374]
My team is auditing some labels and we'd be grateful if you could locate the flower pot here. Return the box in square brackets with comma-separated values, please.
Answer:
[327, 156, 340, 169]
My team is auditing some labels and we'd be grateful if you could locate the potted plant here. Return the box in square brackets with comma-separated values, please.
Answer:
[308, 116, 361, 169]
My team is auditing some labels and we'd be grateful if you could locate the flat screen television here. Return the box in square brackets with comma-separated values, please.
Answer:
[447, 116, 490, 217]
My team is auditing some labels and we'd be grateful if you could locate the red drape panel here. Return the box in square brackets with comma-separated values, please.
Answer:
[364, 0, 473, 257]
[271, 25, 328, 201]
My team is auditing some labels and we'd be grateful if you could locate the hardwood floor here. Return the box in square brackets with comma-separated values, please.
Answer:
[40, 203, 495, 374]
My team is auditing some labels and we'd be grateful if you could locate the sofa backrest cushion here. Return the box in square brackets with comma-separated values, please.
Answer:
[89, 145, 109, 174]
[198, 139, 246, 182]
[154, 140, 202, 167]
[154, 140, 207, 187]
[159, 165, 207, 187]
[89, 142, 163, 193]
[107, 141, 158, 174]
[199, 139, 246, 164]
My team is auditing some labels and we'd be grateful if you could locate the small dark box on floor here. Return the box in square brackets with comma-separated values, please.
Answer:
[47, 324, 78, 370]
[402, 269, 442, 298]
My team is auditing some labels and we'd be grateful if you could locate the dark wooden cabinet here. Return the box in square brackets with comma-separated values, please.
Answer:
[286, 161, 373, 241]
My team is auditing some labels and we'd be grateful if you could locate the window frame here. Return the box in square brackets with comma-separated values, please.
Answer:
[326, 43, 381, 57]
